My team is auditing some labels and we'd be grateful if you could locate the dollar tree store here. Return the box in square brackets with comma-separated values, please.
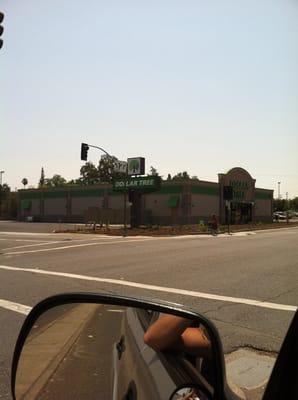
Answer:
[18, 167, 273, 226]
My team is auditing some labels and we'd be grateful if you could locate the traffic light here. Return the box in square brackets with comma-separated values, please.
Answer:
[81, 143, 89, 161]
[0, 12, 4, 50]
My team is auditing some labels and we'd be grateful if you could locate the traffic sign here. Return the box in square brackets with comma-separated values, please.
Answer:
[114, 160, 127, 173]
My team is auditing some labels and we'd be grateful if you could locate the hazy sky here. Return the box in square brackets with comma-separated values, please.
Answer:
[1, 0, 297, 197]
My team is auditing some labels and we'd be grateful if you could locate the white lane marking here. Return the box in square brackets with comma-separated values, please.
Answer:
[0, 231, 56, 236]
[7, 239, 57, 243]
[107, 309, 125, 313]
[1, 237, 121, 251]
[0, 265, 296, 312]
[0, 299, 32, 315]
[2, 241, 71, 251]
[4, 238, 152, 255]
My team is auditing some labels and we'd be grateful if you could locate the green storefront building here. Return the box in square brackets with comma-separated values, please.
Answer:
[19, 167, 273, 225]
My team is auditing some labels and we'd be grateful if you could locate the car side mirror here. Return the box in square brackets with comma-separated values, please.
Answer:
[11, 293, 232, 400]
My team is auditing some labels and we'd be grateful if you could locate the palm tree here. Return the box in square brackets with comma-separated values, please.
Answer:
[22, 178, 28, 188]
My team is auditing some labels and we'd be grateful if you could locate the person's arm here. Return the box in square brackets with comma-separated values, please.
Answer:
[144, 315, 212, 359]
[144, 315, 192, 351]
[180, 327, 211, 359]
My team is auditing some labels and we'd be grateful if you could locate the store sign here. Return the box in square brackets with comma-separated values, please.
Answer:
[114, 160, 127, 173]
[229, 180, 250, 200]
[127, 157, 145, 176]
[222, 168, 255, 202]
[113, 176, 161, 192]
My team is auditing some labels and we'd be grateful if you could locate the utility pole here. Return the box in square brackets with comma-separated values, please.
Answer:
[278, 181, 281, 199]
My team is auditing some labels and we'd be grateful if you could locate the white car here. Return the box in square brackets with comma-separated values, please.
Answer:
[273, 212, 286, 220]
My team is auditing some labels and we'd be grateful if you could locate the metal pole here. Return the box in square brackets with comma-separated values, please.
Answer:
[228, 200, 231, 235]
[87, 145, 112, 158]
[81, 143, 130, 233]
[123, 166, 128, 237]
[0, 171, 4, 219]
[286, 192, 289, 224]
[0, 171, 4, 186]
[278, 181, 281, 199]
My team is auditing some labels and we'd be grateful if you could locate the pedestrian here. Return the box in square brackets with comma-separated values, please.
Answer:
[208, 214, 218, 235]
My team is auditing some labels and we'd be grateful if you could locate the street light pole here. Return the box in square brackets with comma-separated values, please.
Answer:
[0, 170, 4, 186]
[278, 181, 281, 199]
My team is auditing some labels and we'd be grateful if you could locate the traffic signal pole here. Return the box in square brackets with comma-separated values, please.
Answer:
[86, 145, 112, 158]
[80, 142, 128, 237]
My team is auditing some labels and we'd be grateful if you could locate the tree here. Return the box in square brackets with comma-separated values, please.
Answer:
[97, 155, 124, 183]
[172, 171, 191, 181]
[39, 167, 45, 187]
[80, 162, 100, 185]
[289, 197, 298, 211]
[274, 197, 298, 212]
[273, 198, 287, 212]
[0, 183, 10, 199]
[67, 178, 82, 186]
[21, 178, 28, 188]
[80, 157, 125, 185]
[167, 173, 172, 181]
[149, 166, 158, 176]
[44, 174, 67, 187]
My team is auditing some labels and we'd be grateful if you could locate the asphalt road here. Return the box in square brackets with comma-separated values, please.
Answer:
[0, 221, 297, 399]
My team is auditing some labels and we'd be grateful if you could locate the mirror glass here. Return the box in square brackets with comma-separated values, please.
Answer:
[15, 303, 215, 400]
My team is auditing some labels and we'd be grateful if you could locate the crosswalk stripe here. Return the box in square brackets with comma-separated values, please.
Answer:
[0, 299, 32, 315]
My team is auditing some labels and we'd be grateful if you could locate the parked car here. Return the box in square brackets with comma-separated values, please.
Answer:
[273, 212, 286, 220]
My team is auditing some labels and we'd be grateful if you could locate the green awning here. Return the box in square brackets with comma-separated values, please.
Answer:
[21, 200, 32, 210]
[167, 195, 180, 208]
